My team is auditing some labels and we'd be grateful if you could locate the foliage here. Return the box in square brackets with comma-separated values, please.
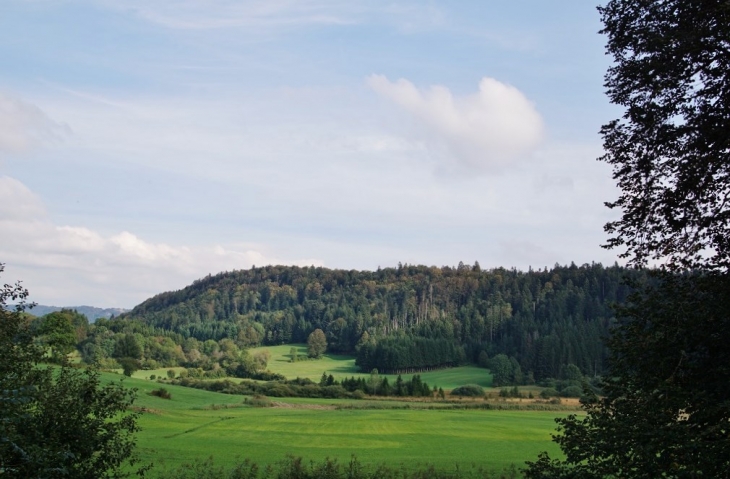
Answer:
[525, 1, 730, 477]
[114, 333, 143, 360]
[120, 263, 640, 380]
[600, 0, 730, 271]
[356, 336, 464, 374]
[246, 394, 272, 408]
[170, 371, 436, 399]
[119, 357, 142, 377]
[527, 274, 730, 478]
[37, 309, 86, 362]
[0, 264, 145, 478]
[150, 387, 172, 400]
[307, 328, 327, 358]
[252, 349, 270, 370]
[486, 354, 513, 387]
[153, 455, 522, 479]
[450, 384, 485, 397]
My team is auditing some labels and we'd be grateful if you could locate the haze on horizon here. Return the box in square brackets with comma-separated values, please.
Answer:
[0, 0, 622, 308]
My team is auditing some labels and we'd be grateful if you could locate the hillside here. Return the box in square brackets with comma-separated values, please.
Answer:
[120, 262, 640, 380]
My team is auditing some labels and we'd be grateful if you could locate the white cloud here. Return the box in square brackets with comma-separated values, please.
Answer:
[0, 93, 68, 154]
[0, 176, 322, 307]
[97, 0, 359, 30]
[367, 75, 544, 173]
[84, 0, 452, 33]
[0, 176, 46, 219]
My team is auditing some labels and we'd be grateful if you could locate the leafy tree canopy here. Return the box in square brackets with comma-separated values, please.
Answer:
[307, 328, 327, 358]
[600, 0, 730, 271]
[37, 310, 78, 362]
[526, 1, 730, 477]
[0, 264, 145, 478]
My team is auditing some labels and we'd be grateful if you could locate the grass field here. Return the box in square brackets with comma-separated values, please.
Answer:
[249, 344, 494, 390]
[101, 372, 567, 476]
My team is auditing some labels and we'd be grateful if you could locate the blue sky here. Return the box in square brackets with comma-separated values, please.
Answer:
[0, 0, 622, 307]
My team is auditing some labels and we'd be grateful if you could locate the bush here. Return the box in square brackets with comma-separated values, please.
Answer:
[150, 387, 172, 400]
[248, 394, 272, 407]
[561, 385, 583, 398]
[540, 388, 559, 399]
[450, 384, 485, 397]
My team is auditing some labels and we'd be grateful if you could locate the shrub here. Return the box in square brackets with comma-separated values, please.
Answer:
[248, 394, 272, 407]
[540, 388, 559, 399]
[450, 384, 485, 397]
[561, 385, 583, 398]
[150, 387, 172, 400]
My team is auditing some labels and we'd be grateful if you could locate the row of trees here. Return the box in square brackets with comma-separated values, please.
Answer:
[355, 337, 465, 374]
[31, 309, 274, 379]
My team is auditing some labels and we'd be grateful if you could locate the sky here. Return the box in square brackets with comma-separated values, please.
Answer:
[0, 0, 624, 308]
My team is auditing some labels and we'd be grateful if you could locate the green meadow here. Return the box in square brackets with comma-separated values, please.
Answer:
[248, 344, 494, 390]
[104, 372, 568, 476]
[128, 344, 493, 391]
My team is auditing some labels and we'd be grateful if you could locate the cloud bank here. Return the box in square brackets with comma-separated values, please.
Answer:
[368, 75, 544, 173]
[0, 176, 322, 307]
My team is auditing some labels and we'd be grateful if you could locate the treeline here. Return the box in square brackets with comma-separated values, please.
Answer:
[120, 262, 639, 380]
[167, 373, 438, 399]
[30, 309, 274, 380]
[355, 337, 464, 374]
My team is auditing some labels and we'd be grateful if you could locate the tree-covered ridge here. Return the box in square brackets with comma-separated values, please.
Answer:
[30, 305, 129, 322]
[121, 262, 639, 380]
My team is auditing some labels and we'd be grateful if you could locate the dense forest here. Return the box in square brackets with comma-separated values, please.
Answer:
[112, 262, 639, 380]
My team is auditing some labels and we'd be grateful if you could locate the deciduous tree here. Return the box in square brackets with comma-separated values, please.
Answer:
[525, 1, 730, 477]
[0, 264, 145, 478]
[38, 310, 78, 363]
[307, 328, 327, 358]
[600, 0, 730, 272]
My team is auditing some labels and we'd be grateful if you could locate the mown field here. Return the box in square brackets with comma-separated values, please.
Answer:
[103, 372, 569, 477]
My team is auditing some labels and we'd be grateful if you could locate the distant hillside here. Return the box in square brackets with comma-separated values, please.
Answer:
[121, 263, 643, 379]
[30, 305, 129, 322]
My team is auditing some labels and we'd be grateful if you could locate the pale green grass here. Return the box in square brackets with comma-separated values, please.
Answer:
[130, 367, 187, 380]
[250, 344, 493, 389]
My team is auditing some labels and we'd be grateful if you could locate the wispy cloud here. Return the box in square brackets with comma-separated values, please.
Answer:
[367, 75, 544, 174]
[0, 93, 69, 155]
[116, 0, 357, 30]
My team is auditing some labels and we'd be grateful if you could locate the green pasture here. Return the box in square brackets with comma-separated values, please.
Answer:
[249, 344, 494, 389]
[101, 373, 564, 476]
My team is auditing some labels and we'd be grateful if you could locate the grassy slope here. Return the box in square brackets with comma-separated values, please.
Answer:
[249, 344, 494, 390]
[103, 372, 563, 476]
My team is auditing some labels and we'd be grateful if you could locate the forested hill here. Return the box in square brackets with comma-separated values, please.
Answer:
[30, 305, 128, 322]
[121, 262, 640, 380]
